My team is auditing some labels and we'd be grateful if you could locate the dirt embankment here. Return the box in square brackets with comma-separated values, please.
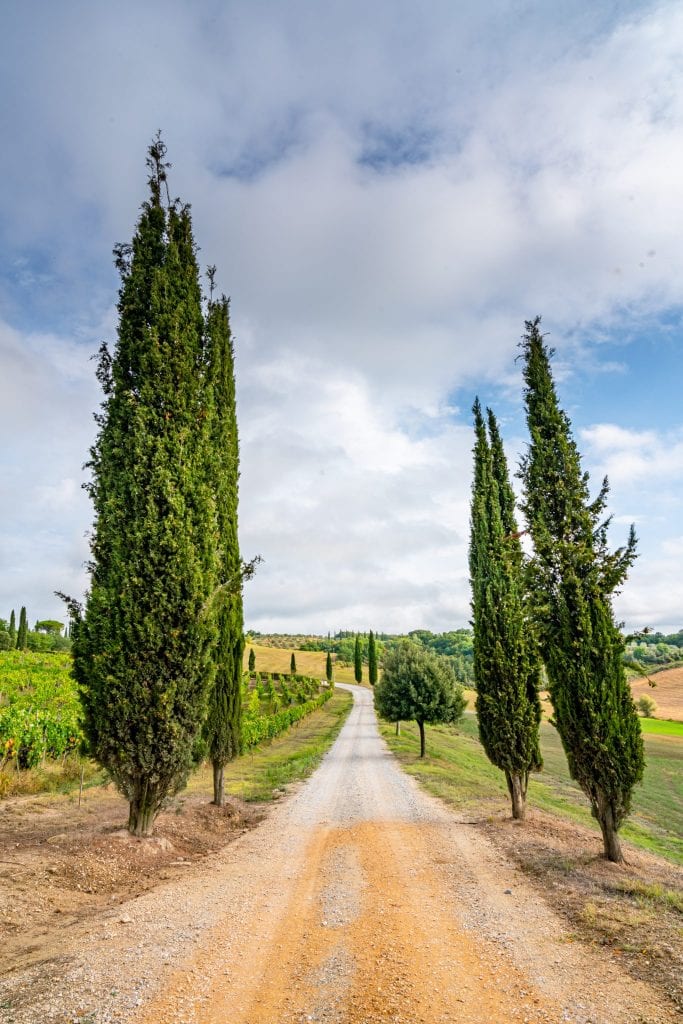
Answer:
[0, 685, 680, 1024]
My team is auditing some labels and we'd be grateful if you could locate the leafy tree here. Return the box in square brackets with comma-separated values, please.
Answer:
[16, 607, 28, 650]
[67, 137, 220, 837]
[374, 641, 465, 756]
[368, 629, 378, 686]
[469, 400, 542, 819]
[248, 647, 256, 673]
[202, 286, 245, 807]
[354, 634, 362, 683]
[520, 317, 643, 862]
[35, 620, 64, 635]
[290, 652, 297, 675]
[9, 610, 16, 643]
[326, 650, 333, 683]
[637, 695, 656, 718]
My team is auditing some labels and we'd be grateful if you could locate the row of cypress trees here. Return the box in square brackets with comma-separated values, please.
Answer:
[353, 630, 378, 684]
[65, 138, 247, 836]
[470, 318, 644, 861]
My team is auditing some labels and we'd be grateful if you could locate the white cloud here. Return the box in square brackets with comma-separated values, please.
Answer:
[0, 2, 682, 631]
[581, 423, 683, 485]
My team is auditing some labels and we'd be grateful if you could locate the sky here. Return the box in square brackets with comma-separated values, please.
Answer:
[1, 0, 682, 635]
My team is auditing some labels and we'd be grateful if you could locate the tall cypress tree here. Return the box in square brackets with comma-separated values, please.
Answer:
[69, 137, 219, 837]
[290, 652, 297, 675]
[520, 317, 643, 861]
[8, 610, 16, 644]
[203, 288, 244, 807]
[354, 634, 362, 683]
[469, 400, 542, 820]
[326, 650, 333, 683]
[16, 607, 28, 650]
[368, 630, 378, 686]
[248, 647, 256, 673]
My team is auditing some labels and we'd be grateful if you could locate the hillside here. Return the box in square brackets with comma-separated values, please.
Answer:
[631, 665, 683, 721]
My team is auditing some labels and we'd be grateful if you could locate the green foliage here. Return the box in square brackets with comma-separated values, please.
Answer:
[241, 675, 333, 749]
[202, 289, 244, 804]
[326, 650, 333, 683]
[520, 317, 644, 861]
[8, 610, 16, 642]
[34, 620, 64, 635]
[0, 652, 81, 769]
[469, 400, 542, 817]
[637, 695, 657, 718]
[248, 647, 256, 672]
[374, 641, 465, 756]
[354, 634, 362, 683]
[290, 652, 297, 675]
[16, 607, 28, 651]
[368, 630, 378, 686]
[70, 137, 220, 836]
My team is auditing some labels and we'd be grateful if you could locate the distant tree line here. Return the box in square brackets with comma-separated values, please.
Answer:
[0, 609, 71, 653]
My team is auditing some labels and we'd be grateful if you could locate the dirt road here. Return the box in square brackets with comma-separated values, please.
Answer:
[133, 685, 673, 1024]
[2, 684, 676, 1024]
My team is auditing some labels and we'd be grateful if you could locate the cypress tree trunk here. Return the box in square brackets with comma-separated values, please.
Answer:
[505, 771, 528, 821]
[128, 786, 160, 838]
[595, 793, 623, 862]
[395, 720, 401, 736]
[213, 763, 225, 809]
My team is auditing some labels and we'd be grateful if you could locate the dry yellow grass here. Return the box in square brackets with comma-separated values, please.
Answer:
[243, 643, 361, 685]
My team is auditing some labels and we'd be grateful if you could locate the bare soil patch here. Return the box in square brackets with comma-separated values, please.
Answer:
[0, 781, 263, 977]
[481, 809, 683, 1014]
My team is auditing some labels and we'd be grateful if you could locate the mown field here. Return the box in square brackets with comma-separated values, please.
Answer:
[244, 641, 363, 685]
[381, 710, 683, 864]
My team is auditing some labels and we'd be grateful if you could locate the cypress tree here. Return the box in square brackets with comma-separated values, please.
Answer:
[70, 137, 220, 837]
[8, 610, 16, 643]
[368, 630, 378, 686]
[326, 650, 333, 683]
[248, 647, 256, 673]
[290, 652, 297, 675]
[469, 399, 542, 820]
[16, 607, 28, 650]
[520, 317, 643, 861]
[354, 634, 362, 683]
[203, 287, 244, 807]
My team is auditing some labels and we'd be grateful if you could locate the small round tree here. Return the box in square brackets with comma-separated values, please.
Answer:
[374, 641, 465, 757]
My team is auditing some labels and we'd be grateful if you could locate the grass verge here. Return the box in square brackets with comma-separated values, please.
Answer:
[380, 711, 683, 864]
[191, 686, 353, 802]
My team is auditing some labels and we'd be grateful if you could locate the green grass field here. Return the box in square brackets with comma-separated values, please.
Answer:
[381, 710, 683, 864]
[639, 717, 683, 736]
